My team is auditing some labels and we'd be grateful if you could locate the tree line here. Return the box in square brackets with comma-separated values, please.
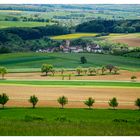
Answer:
[76, 20, 140, 33]
[0, 93, 140, 110]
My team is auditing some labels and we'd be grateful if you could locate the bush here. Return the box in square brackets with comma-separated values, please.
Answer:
[24, 115, 44, 122]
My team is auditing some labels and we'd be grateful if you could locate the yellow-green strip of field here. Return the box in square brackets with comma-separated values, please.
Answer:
[51, 33, 97, 40]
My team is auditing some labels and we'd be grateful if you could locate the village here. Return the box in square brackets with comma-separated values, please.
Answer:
[36, 40, 103, 53]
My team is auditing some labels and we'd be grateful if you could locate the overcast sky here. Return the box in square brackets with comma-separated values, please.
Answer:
[0, 0, 140, 4]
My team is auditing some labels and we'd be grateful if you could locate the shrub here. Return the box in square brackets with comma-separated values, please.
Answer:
[131, 76, 137, 82]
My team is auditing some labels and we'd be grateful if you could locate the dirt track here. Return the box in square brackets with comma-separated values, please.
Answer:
[0, 85, 140, 109]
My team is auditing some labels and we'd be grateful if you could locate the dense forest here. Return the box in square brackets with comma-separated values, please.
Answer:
[0, 25, 69, 53]
[76, 20, 140, 33]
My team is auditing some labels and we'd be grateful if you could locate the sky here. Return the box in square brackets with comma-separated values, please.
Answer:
[0, 0, 140, 4]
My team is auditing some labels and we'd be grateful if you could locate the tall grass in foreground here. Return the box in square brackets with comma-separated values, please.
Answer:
[0, 108, 139, 136]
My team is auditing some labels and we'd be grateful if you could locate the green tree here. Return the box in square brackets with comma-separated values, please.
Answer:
[41, 64, 53, 76]
[101, 66, 107, 75]
[135, 98, 140, 110]
[113, 66, 119, 74]
[76, 67, 83, 76]
[29, 95, 39, 108]
[88, 67, 96, 75]
[106, 64, 114, 73]
[84, 97, 95, 109]
[0, 67, 7, 79]
[57, 96, 68, 109]
[80, 56, 87, 64]
[0, 93, 9, 109]
[108, 97, 119, 109]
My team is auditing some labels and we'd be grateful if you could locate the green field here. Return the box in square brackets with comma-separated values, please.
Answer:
[0, 80, 140, 88]
[0, 53, 140, 72]
[0, 21, 47, 28]
[0, 108, 139, 136]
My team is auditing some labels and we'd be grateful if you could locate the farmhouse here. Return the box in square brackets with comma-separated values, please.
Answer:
[60, 40, 102, 53]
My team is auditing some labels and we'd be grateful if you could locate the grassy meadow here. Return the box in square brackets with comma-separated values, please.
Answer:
[0, 53, 140, 72]
[0, 80, 140, 88]
[0, 108, 139, 136]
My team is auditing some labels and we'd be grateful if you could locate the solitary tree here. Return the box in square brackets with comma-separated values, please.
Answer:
[29, 95, 39, 108]
[57, 96, 68, 109]
[76, 67, 83, 76]
[108, 97, 119, 109]
[0, 67, 7, 79]
[41, 64, 53, 76]
[0, 93, 9, 109]
[135, 98, 140, 110]
[84, 97, 95, 109]
[80, 56, 87, 64]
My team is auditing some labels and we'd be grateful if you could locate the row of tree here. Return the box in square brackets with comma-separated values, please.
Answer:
[0, 93, 140, 110]
[41, 64, 119, 76]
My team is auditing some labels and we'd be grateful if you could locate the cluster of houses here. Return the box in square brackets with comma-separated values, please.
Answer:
[36, 40, 103, 53]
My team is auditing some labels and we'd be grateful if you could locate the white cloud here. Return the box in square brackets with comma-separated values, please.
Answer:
[0, 0, 140, 4]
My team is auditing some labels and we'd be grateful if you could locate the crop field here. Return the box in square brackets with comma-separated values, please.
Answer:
[0, 21, 47, 28]
[52, 33, 97, 40]
[0, 53, 140, 72]
[0, 108, 140, 136]
[52, 33, 140, 47]
[104, 33, 140, 47]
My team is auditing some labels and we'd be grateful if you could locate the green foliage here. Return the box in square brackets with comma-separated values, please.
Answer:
[109, 97, 119, 109]
[80, 56, 87, 64]
[84, 97, 95, 109]
[29, 95, 39, 108]
[135, 98, 140, 110]
[0, 93, 9, 109]
[41, 64, 53, 76]
[76, 66, 83, 75]
[57, 96, 68, 108]
[0, 67, 7, 79]
[88, 67, 96, 75]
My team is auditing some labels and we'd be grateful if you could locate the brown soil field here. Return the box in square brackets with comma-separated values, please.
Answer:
[112, 38, 140, 47]
[5, 70, 140, 81]
[0, 85, 140, 109]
